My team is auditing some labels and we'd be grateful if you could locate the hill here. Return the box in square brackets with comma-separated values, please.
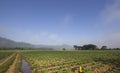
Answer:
[0, 36, 72, 49]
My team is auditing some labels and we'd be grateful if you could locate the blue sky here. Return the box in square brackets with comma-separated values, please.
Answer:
[0, 0, 120, 48]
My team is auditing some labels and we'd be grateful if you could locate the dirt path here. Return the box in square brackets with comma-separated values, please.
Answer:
[5, 53, 19, 73]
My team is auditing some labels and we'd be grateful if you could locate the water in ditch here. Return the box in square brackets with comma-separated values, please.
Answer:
[21, 59, 32, 73]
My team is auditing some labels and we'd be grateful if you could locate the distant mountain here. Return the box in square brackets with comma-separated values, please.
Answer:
[0, 37, 34, 48]
[0, 37, 17, 48]
[0, 36, 73, 49]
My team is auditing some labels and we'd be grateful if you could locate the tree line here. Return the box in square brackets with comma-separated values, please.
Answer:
[0, 47, 54, 50]
[73, 44, 120, 50]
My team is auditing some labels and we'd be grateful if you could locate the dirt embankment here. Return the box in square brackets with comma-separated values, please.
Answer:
[5, 54, 19, 73]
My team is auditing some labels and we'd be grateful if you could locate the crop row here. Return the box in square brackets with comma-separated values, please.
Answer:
[0, 51, 22, 73]
[21, 50, 120, 73]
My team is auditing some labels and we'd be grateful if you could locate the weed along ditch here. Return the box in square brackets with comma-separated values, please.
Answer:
[22, 59, 32, 73]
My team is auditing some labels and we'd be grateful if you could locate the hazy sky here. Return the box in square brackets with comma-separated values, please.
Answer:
[0, 0, 120, 48]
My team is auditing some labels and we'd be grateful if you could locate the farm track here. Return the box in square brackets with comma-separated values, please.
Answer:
[0, 53, 16, 66]
[5, 53, 19, 73]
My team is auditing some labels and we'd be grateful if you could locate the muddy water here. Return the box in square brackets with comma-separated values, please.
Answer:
[22, 59, 32, 73]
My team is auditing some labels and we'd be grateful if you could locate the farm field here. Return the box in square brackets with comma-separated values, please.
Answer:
[0, 50, 120, 73]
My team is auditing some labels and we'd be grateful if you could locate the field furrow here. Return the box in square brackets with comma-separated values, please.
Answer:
[6, 53, 19, 73]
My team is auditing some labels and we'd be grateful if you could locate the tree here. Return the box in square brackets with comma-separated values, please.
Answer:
[82, 44, 98, 50]
[73, 45, 78, 50]
[77, 46, 82, 50]
[63, 48, 66, 51]
[113, 48, 120, 50]
[101, 46, 107, 50]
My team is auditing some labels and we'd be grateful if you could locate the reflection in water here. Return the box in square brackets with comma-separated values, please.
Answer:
[22, 59, 32, 73]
